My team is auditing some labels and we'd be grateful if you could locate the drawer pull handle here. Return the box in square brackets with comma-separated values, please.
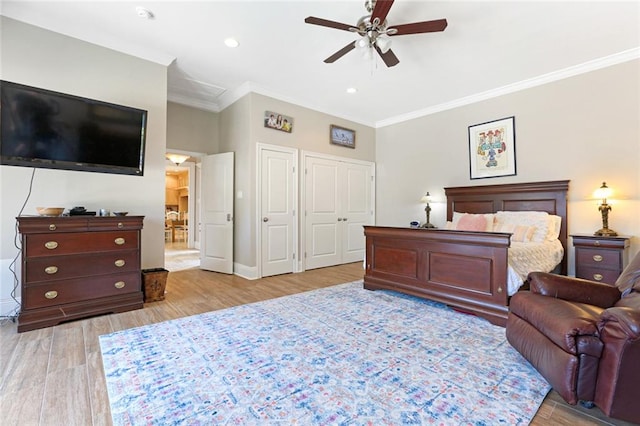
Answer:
[45, 241, 59, 250]
[49, 224, 57, 231]
[593, 255, 603, 262]
[114, 259, 125, 267]
[118, 222, 124, 229]
[45, 266, 58, 275]
[114, 237, 125, 245]
[594, 241, 600, 246]
[114, 281, 126, 289]
[497, 287, 503, 293]
[44, 290, 58, 299]
[593, 273, 604, 281]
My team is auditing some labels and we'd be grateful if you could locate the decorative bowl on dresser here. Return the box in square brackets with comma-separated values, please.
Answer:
[571, 234, 630, 285]
[16, 215, 145, 332]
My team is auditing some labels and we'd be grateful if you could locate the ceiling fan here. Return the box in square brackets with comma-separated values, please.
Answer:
[304, 0, 447, 67]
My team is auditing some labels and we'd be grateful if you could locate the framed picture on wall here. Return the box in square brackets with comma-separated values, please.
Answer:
[468, 116, 516, 179]
[330, 125, 356, 148]
[264, 111, 293, 133]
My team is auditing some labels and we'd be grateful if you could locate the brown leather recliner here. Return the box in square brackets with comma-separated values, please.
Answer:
[506, 251, 640, 424]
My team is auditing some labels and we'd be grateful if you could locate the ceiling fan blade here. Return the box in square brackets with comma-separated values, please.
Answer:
[374, 45, 400, 67]
[324, 41, 357, 63]
[371, 0, 395, 24]
[304, 16, 354, 32]
[389, 19, 448, 36]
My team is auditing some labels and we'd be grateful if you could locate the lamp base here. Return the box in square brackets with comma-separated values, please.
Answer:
[594, 228, 618, 237]
[421, 223, 436, 229]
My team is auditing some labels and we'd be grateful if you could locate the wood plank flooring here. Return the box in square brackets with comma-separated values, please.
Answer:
[0, 262, 634, 425]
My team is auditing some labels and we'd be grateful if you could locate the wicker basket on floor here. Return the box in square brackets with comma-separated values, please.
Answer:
[142, 268, 168, 302]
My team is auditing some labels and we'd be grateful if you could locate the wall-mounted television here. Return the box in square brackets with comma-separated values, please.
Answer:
[0, 80, 147, 176]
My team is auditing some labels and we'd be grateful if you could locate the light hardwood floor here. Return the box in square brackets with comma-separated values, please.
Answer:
[0, 262, 634, 425]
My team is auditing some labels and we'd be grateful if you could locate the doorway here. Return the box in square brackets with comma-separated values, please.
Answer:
[165, 160, 199, 271]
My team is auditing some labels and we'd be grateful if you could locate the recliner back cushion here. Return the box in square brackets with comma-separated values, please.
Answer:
[615, 251, 640, 297]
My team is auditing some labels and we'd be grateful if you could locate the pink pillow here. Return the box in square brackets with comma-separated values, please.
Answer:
[456, 214, 487, 231]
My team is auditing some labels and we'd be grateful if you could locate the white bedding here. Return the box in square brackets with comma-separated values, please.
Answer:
[507, 239, 564, 295]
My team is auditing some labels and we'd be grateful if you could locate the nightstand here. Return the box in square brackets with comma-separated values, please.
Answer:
[572, 234, 630, 285]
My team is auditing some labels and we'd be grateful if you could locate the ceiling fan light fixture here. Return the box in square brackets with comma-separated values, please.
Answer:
[376, 35, 392, 53]
[362, 46, 374, 60]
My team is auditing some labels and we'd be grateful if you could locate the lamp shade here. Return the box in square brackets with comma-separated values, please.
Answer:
[595, 182, 612, 202]
[420, 192, 431, 204]
[376, 35, 392, 53]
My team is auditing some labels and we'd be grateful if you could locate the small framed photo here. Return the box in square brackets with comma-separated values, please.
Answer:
[468, 116, 516, 179]
[264, 111, 293, 133]
[330, 125, 356, 148]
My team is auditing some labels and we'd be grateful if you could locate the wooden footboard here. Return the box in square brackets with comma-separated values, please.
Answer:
[363, 226, 511, 326]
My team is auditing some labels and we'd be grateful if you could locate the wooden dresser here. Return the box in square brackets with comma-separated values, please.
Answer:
[17, 215, 144, 332]
[572, 234, 630, 285]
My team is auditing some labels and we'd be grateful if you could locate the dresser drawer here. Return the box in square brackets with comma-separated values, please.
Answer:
[89, 216, 144, 231]
[25, 250, 140, 283]
[23, 271, 141, 309]
[575, 266, 620, 285]
[575, 249, 620, 270]
[25, 231, 139, 257]
[18, 217, 88, 233]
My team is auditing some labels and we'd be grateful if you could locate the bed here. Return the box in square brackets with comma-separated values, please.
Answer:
[363, 180, 569, 326]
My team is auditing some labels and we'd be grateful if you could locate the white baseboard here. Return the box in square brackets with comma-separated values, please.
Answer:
[233, 262, 258, 280]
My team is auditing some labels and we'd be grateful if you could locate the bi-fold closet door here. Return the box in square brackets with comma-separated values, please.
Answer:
[303, 154, 375, 270]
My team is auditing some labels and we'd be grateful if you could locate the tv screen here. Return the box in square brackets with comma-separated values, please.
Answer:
[0, 80, 147, 176]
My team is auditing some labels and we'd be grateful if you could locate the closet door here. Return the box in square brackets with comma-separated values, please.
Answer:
[305, 157, 341, 270]
[341, 162, 372, 263]
[304, 155, 374, 270]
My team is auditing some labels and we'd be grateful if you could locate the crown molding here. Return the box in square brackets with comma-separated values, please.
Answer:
[167, 93, 221, 113]
[375, 48, 640, 128]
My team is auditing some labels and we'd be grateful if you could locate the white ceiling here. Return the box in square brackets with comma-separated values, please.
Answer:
[2, 1, 639, 127]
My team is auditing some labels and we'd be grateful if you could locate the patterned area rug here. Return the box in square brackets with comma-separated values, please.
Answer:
[100, 281, 550, 425]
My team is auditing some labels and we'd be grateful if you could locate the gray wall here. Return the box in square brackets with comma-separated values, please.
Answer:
[0, 18, 168, 315]
[167, 102, 219, 154]
[375, 59, 640, 274]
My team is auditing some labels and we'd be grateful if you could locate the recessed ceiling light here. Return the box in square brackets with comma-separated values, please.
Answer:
[135, 6, 154, 19]
[346, 87, 357, 94]
[224, 38, 239, 48]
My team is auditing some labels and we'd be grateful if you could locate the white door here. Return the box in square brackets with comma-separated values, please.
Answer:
[305, 155, 374, 270]
[260, 147, 296, 277]
[341, 162, 372, 263]
[200, 152, 234, 274]
[305, 156, 341, 270]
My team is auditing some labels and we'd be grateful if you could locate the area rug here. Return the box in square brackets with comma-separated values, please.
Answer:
[99, 281, 550, 425]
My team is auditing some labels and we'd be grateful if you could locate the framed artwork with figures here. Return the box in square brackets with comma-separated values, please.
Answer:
[330, 125, 356, 148]
[468, 116, 516, 179]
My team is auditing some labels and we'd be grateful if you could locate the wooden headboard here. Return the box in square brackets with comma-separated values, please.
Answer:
[444, 180, 570, 275]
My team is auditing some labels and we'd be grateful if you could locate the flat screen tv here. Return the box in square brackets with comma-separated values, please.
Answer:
[0, 80, 147, 176]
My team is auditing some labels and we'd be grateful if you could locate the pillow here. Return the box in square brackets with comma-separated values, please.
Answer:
[456, 214, 489, 231]
[494, 211, 549, 243]
[546, 215, 562, 241]
[451, 212, 495, 232]
[494, 223, 537, 242]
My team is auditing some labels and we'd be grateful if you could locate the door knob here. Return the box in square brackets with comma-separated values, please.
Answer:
[263, 217, 269, 222]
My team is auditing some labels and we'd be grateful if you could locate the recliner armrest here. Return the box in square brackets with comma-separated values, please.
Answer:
[598, 307, 640, 339]
[528, 272, 621, 308]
